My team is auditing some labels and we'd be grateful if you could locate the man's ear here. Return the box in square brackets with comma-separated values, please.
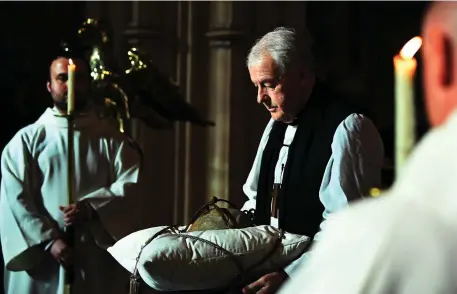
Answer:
[46, 81, 51, 93]
[299, 66, 314, 87]
[430, 28, 451, 89]
[298, 66, 308, 86]
[443, 35, 453, 86]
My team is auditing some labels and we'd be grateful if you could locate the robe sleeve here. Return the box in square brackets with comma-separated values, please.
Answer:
[80, 138, 143, 247]
[241, 119, 275, 211]
[317, 114, 384, 231]
[0, 133, 61, 271]
[284, 114, 385, 276]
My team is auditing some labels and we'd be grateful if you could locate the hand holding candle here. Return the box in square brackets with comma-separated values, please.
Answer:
[67, 59, 75, 115]
[394, 36, 422, 177]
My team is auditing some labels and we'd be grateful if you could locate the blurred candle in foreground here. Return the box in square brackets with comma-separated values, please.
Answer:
[67, 59, 75, 115]
[393, 36, 422, 177]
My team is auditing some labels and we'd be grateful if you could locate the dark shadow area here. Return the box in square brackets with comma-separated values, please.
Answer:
[0, 2, 86, 149]
[307, 1, 429, 187]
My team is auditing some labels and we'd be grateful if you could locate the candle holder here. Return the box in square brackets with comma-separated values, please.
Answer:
[65, 112, 75, 294]
[53, 112, 75, 294]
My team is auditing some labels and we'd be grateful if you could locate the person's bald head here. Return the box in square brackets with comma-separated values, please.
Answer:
[422, 1, 457, 126]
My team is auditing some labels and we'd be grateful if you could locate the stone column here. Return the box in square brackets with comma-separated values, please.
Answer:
[174, 1, 195, 224]
[205, 1, 252, 205]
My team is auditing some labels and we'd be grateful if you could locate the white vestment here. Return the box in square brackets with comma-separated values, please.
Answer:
[242, 113, 384, 275]
[0, 107, 146, 294]
[279, 110, 457, 294]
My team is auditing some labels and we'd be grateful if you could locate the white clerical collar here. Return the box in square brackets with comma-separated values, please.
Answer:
[35, 107, 99, 129]
[445, 109, 457, 129]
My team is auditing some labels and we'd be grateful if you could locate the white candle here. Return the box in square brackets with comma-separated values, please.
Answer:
[393, 36, 422, 176]
[67, 59, 76, 115]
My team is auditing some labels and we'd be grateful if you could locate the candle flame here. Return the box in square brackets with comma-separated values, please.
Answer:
[69, 58, 74, 65]
[400, 36, 422, 60]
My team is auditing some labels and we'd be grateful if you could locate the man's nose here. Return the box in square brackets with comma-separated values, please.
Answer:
[257, 87, 266, 104]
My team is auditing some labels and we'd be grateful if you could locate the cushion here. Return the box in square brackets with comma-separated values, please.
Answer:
[107, 225, 309, 291]
[107, 226, 173, 274]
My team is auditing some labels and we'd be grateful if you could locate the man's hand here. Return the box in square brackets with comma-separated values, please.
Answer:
[50, 238, 73, 268]
[242, 271, 289, 294]
[59, 201, 94, 226]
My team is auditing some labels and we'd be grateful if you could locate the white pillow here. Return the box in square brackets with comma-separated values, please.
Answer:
[107, 225, 187, 273]
[108, 225, 309, 292]
[107, 226, 166, 273]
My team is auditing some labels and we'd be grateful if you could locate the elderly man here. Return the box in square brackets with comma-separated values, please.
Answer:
[0, 49, 146, 294]
[241, 27, 385, 293]
[279, 2, 457, 294]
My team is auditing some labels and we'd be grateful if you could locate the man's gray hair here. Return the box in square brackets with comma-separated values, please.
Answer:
[246, 27, 314, 77]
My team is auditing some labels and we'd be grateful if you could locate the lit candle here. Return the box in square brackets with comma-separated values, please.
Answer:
[67, 59, 76, 115]
[393, 36, 422, 176]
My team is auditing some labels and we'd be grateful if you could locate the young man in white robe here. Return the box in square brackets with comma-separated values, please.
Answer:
[278, 2, 457, 293]
[241, 27, 385, 294]
[0, 52, 147, 294]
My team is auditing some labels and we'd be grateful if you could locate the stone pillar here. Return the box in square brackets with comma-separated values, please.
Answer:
[174, 1, 195, 224]
[86, 1, 183, 227]
[85, 1, 215, 225]
[124, 1, 182, 227]
[177, 2, 215, 222]
[205, 1, 252, 205]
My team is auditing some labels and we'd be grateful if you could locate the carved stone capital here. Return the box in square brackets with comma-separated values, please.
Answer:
[206, 29, 244, 48]
[124, 26, 162, 46]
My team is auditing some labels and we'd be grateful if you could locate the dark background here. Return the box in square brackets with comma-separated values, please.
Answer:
[0, 1, 429, 159]
[0, 2, 86, 149]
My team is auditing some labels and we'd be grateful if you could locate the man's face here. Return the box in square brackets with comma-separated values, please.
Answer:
[248, 54, 305, 123]
[47, 57, 91, 112]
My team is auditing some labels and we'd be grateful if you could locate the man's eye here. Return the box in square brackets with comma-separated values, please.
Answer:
[56, 74, 68, 82]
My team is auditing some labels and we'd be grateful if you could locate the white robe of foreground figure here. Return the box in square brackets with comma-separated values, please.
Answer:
[279, 111, 457, 294]
[0, 107, 147, 294]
